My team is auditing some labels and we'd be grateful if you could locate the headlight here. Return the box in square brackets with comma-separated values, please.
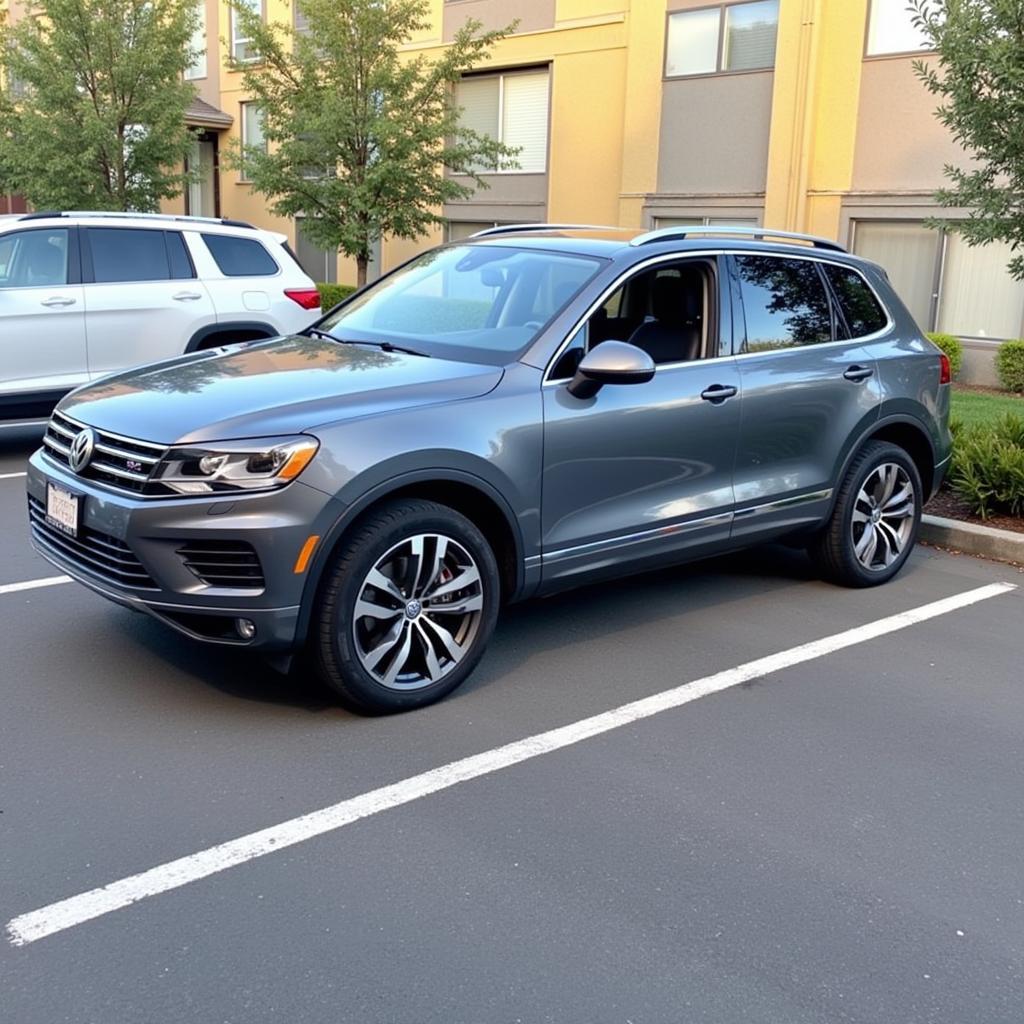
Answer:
[154, 436, 319, 495]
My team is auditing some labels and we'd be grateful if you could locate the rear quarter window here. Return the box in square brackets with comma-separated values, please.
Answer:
[201, 233, 279, 277]
[823, 263, 888, 338]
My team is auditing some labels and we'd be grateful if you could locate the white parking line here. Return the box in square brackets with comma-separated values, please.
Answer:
[5, 580, 1016, 947]
[0, 576, 71, 596]
[0, 472, 27, 480]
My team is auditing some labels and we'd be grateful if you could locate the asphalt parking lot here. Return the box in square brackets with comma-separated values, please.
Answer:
[2, 422, 1023, 1024]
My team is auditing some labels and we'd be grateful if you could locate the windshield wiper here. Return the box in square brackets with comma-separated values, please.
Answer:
[307, 328, 430, 358]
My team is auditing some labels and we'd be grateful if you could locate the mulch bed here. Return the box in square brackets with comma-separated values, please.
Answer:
[926, 488, 1024, 536]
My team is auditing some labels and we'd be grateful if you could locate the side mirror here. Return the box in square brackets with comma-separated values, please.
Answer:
[567, 340, 656, 399]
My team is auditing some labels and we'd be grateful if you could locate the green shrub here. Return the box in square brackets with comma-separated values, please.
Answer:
[949, 412, 1024, 517]
[996, 339, 1024, 393]
[926, 332, 963, 379]
[317, 283, 357, 310]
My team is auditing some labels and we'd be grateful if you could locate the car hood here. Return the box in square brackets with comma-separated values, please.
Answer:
[59, 336, 505, 445]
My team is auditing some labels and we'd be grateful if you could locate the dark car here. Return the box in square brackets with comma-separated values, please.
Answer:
[26, 224, 952, 713]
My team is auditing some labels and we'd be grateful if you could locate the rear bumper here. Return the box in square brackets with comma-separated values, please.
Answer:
[27, 448, 343, 650]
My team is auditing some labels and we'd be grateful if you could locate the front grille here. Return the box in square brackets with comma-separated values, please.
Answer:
[43, 410, 166, 495]
[28, 495, 158, 590]
[177, 540, 265, 590]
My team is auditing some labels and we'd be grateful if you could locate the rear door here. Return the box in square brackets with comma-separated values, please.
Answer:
[729, 252, 882, 539]
[81, 227, 216, 377]
[0, 226, 88, 403]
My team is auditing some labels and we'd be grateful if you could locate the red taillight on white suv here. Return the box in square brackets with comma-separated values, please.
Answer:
[939, 352, 952, 385]
[284, 288, 322, 311]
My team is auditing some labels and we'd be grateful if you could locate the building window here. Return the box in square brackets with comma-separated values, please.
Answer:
[665, 1, 779, 78]
[853, 221, 1024, 339]
[865, 0, 932, 57]
[653, 216, 760, 229]
[295, 219, 337, 283]
[455, 68, 550, 174]
[231, 0, 261, 62]
[240, 102, 266, 181]
[294, 0, 309, 34]
[185, 1, 207, 80]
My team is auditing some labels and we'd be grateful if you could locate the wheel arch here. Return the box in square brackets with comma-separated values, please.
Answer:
[185, 321, 279, 352]
[295, 470, 527, 649]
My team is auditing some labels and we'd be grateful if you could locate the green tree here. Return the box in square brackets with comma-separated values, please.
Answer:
[0, 0, 199, 211]
[227, 0, 517, 286]
[912, 0, 1024, 278]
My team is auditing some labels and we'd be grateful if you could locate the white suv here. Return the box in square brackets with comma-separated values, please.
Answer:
[0, 211, 322, 419]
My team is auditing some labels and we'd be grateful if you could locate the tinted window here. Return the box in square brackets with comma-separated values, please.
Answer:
[202, 233, 278, 277]
[0, 229, 69, 288]
[823, 263, 887, 338]
[166, 232, 195, 280]
[88, 228, 169, 283]
[735, 255, 832, 351]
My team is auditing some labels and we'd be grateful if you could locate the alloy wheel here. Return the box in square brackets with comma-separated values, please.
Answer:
[351, 533, 484, 691]
[851, 462, 916, 572]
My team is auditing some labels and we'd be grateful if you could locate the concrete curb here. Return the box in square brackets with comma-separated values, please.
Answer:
[921, 513, 1024, 565]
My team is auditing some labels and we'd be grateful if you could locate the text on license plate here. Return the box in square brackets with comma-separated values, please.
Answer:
[45, 483, 80, 537]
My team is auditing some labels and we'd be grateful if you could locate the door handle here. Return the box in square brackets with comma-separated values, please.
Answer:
[843, 365, 874, 383]
[40, 296, 76, 308]
[700, 384, 738, 403]
[172, 291, 203, 301]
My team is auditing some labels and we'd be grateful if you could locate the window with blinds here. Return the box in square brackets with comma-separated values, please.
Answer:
[455, 69, 550, 174]
[866, 0, 932, 57]
[665, 1, 779, 78]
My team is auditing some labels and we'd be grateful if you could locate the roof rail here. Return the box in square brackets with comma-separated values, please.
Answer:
[629, 225, 846, 253]
[17, 211, 256, 229]
[470, 223, 621, 238]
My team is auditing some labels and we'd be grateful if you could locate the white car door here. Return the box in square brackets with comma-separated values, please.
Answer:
[0, 225, 88, 405]
[81, 226, 216, 378]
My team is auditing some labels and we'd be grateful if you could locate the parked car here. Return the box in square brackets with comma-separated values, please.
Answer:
[0, 211, 321, 419]
[26, 224, 951, 713]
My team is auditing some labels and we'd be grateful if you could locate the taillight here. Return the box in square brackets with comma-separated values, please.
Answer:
[939, 352, 951, 385]
[284, 288, 321, 311]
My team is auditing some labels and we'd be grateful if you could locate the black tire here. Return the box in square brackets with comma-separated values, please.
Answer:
[310, 499, 500, 714]
[809, 441, 923, 588]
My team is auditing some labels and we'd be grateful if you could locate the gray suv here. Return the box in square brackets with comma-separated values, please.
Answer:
[26, 225, 952, 713]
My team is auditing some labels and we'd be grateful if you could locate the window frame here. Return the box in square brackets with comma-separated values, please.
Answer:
[239, 101, 266, 183]
[184, 0, 207, 81]
[863, 0, 936, 60]
[663, 0, 780, 81]
[455, 66, 551, 176]
[231, 0, 263, 63]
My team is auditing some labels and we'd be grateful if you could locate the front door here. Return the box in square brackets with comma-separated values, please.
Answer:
[541, 256, 741, 585]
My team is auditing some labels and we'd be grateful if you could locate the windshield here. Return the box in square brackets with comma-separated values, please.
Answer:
[317, 245, 604, 365]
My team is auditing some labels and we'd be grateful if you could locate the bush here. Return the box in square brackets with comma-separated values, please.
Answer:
[317, 283, 357, 311]
[996, 339, 1024, 393]
[950, 412, 1024, 517]
[926, 332, 963, 379]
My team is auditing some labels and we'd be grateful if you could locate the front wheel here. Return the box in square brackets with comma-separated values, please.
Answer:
[310, 499, 500, 714]
[810, 441, 922, 588]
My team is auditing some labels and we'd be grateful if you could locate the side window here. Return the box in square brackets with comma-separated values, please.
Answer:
[87, 228, 170, 283]
[0, 229, 70, 288]
[165, 232, 196, 280]
[822, 263, 888, 338]
[734, 255, 832, 351]
[201, 233, 279, 277]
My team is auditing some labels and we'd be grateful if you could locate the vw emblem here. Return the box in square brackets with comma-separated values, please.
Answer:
[68, 427, 97, 474]
[405, 599, 422, 620]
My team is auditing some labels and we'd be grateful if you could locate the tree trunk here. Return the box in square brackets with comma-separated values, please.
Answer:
[356, 255, 368, 288]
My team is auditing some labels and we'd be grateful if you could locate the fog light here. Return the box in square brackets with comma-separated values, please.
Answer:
[236, 618, 257, 641]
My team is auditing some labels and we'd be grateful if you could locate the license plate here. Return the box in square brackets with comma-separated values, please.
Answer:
[45, 483, 80, 538]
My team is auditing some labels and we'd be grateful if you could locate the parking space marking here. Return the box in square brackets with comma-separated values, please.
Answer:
[0, 576, 71, 596]
[6, 580, 1016, 947]
[0, 472, 27, 480]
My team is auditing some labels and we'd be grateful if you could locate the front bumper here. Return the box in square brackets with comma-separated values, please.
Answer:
[26, 449, 344, 650]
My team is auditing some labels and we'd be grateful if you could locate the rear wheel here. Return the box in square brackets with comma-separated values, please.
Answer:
[810, 441, 922, 588]
[311, 500, 500, 714]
